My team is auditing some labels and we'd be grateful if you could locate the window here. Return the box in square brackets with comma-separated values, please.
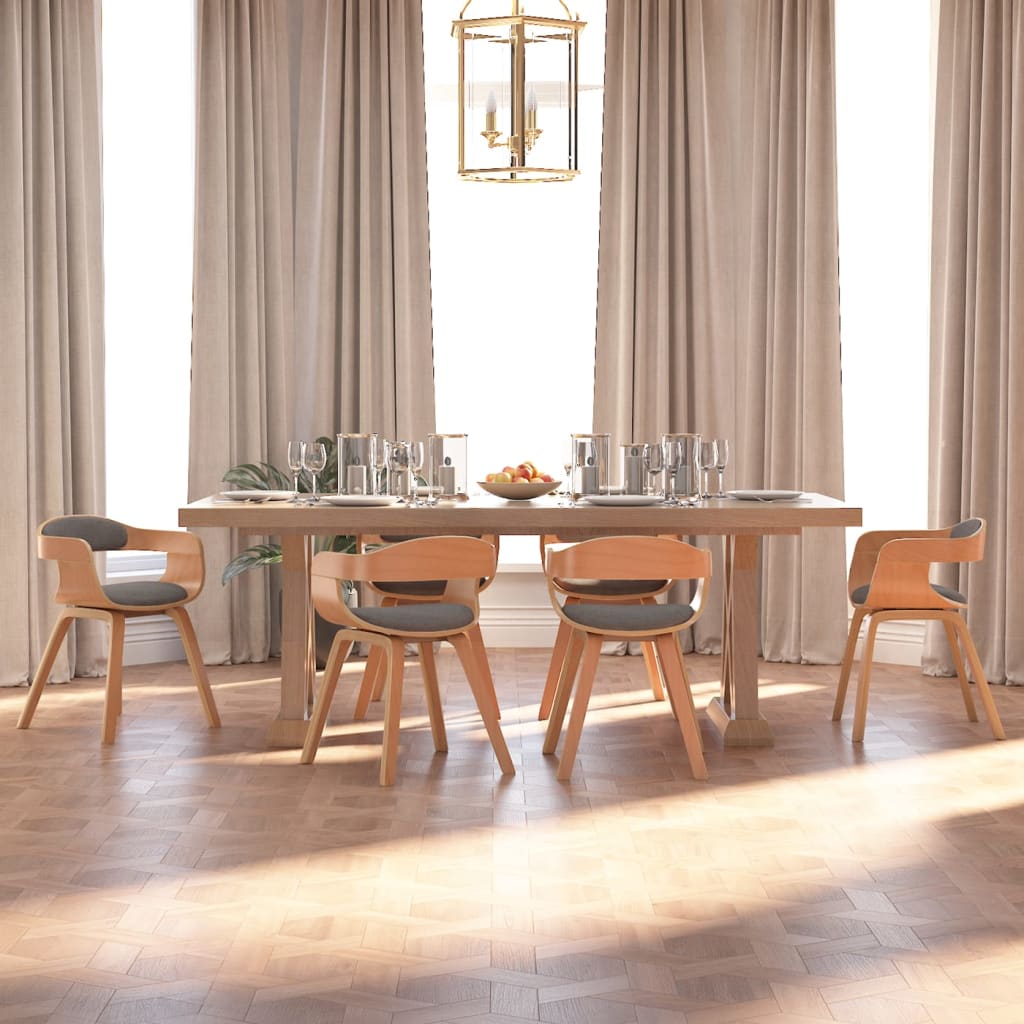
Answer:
[422, 1, 606, 562]
[102, 0, 194, 539]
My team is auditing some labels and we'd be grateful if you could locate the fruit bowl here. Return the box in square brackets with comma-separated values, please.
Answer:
[478, 479, 562, 500]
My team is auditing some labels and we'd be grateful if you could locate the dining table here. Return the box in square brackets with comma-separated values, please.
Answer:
[180, 492, 861, 748]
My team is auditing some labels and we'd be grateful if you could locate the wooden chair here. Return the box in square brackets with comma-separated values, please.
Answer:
[542, 536, 712, 781]
[301, 535, 515, 785]
[536, 533, 672, 720]
[352, 533, 501, 721]
[18, 515, 220, 744]
[831, 517, 1005, 742]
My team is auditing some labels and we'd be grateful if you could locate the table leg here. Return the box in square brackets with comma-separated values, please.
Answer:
[706, 534, 774, 747]
[266, 533, 314, 747]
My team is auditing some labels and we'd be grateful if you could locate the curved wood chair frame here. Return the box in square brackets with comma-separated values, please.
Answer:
[536, 533, 675, 721]
[831, 518, 1004, 743]
[352, 534, 501, 720]
[18, 516, 220, 744]
[542, 536, 712, 782]
[301, 535, 514, 786]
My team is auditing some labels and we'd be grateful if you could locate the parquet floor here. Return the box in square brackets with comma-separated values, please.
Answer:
[3, 649, 1024, 1024]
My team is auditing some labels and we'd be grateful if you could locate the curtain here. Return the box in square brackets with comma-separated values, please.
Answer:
[926, 0, 1024, 684]
[593, 0, 848, 664]
[0, 0, 106, 686]
[189, 0, 434, 664]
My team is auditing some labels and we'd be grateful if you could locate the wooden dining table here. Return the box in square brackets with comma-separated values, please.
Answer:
[180, 493, 861, 748]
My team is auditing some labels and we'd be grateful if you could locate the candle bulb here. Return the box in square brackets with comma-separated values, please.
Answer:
[526, 86, 537, 132]
[485, 89, 497, 132]
[347, 464, 367, 495]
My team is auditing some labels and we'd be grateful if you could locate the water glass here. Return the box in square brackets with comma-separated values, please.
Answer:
[287, 440, 306, 503]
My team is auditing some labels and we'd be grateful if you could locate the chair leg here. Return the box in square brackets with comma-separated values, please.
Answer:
[538, 610, 576, 721]
[953, 616, 1005, 740]
[18, 610, 75, 729]
[419, 641, 448, 753]
[942, 616, 977, 722]
[354, 644, 386, 720]
[370, 598, 399, 702]
[655, 633, 707, 781]
[640, 599, 666, 702]
[852, 615, 880, 743]
[167, 607, 221, 728]
[450, 632, 514, 774]
[380, 638, 406, 786]
[300, 636, 353, 764]
[556, 633, 603, 781]
[102, 614, 126, 745]
[543, 628, 585, 754]
[832, 606, 866, 721]
[468, 624, 501, 720]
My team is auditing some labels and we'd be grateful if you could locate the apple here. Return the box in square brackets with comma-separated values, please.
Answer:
[540, 473, 554, 482]
[494, 471, 513, 483]
[516, 463, 535, 480]
[513, 475, 530, 484]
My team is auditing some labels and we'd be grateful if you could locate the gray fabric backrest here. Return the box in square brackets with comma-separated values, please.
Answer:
[950, 518, 983, 539]
[42, 516, 128, 551]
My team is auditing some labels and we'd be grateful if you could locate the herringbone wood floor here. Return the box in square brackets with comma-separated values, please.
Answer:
[3, 649, 1024, 1024]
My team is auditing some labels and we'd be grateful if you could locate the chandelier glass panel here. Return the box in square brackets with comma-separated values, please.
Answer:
[453, 0, 586, 182]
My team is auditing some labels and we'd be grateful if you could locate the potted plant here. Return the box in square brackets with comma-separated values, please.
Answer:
[221, 435, 355, 667]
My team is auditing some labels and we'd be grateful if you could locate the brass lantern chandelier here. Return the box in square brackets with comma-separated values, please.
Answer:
[452, 0, 586, 182]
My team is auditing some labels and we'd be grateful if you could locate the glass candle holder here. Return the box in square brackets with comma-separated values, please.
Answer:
[337, 433, 378, 495]
[570, 432, 610, 498]
[426, 433, 468, 498]
[620, 442, 648, 495]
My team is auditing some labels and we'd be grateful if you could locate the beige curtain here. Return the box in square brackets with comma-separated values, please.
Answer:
[189, 0, 434, 664]
[0, 0, 107, 686]
[593, 0, 848, 664]
[926, 0, 1024, 684]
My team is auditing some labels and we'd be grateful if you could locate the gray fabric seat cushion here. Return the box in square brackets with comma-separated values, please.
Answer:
[851, 582, 966, 607]
[556, 578, 667, 596]
[950, 518, 982, 538]
[562, 602, 695, 632]
[43, 516, 128, 551]
[103, 581, 188, 606]
[351, 602, 475, 633]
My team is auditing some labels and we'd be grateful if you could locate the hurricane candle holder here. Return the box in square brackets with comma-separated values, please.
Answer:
[620, 442, 648, 495]
[337, 433, 379, 495]
[570, 433, 610, 499]
[426, 433, 468, 500]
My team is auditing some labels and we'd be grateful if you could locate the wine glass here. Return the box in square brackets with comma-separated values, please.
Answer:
[661, 438, 682, 505]
[408, 440, 426, 506]
[302, 441, 327, 503]
[645, 442, 664, 496]
[560, 440, 574, 505]
[287, 441, 306, 503]
[714, 438, 730, 497]
[698, 438, 718, 500]
[372, 439, 389, 495]
[387, 440, 412, 500]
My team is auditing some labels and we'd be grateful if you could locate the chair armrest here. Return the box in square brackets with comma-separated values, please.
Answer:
[37, 534, 106, 605]
[847, 528, 948, 596]
[123, 527, 205, 596]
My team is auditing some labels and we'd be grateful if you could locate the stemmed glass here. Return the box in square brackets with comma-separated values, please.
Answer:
[372, 440, 389, 496]
[387, 440, 413, 501]
[645, 442, 664, 497]
[302, 441, 327, 503]
[560, 440, 574, 506]
[287, 441, 306, 503]
[408, 440, 426, 506]
[713, 438, 730, 497]
[662, 438, 682, 505]
[698, 439, 718, 500]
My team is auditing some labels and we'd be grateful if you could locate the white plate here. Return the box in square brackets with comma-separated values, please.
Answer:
[726, 489, 804, 501]
[580, 494, 663, 507]
[320, 494, 400, 507]
[217, 490, 293, 501]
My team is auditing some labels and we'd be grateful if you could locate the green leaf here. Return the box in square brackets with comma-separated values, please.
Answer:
[221, 543, 283, 584]
[222, 462, 290, 491]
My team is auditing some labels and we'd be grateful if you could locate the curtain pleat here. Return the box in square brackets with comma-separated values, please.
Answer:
[0, 0, 106, 686]
[594, 0, 847, 664]
[926, 0, 1024, 683]
[190, 0, 434, 663]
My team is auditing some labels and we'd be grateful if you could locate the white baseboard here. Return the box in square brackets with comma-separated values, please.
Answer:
[119, 563, 926, 668]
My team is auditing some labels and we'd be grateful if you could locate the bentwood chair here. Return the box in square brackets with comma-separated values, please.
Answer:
[18, 515, 220, 744]
[352, 533, 501, 721]
[542, 536, 712, 781]
[831, 517, 1005, 742]
[536, 534, 672, 719]
[301, 536, 515, 785]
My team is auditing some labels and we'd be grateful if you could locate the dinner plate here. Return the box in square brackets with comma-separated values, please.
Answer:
[320, 494, 400, 507]
[580, 494, 663, 507]
[726, 489, 804, 501]
[217, 490, 293, 501]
